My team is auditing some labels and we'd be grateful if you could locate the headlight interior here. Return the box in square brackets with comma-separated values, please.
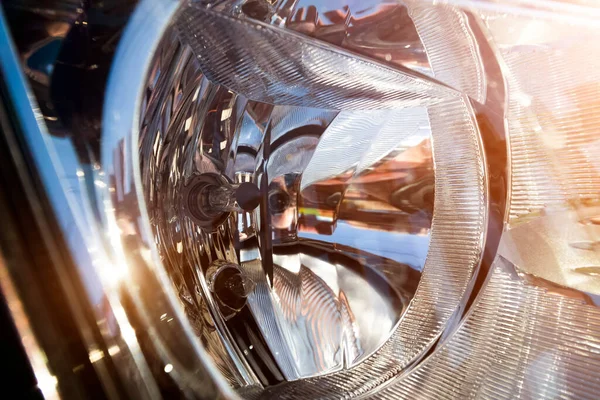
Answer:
[3, 0, 600, 399]
[104, 0, 600, 398]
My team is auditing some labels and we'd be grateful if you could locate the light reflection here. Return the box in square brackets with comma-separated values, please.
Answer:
[136, 6, 448, 385]
[112, 304, 138, 346]
[37, 373, 59, 400]
[108, 345, 121, 356]
[0, 255, 60, 400]
[88, 349, 104, 363]
[95, 256, 128, 290]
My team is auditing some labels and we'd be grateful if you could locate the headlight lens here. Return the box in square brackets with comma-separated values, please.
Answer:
[106, 0, 600, 397]
[6, 0, 600, 398]
[133, 0, 488, 391]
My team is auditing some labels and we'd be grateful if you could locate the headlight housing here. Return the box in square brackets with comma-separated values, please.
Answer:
[3, 0, 600, 399]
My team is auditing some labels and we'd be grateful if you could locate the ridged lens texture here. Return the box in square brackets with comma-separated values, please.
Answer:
[373, 4, 600, 399]
[245, 95, 486, 399]
[139, 0, 488, 394]
[483, 9, 600, 295]
[177, 6, 456, 110]
[111, 0, 600, 398]
[406, 1, 487, 104]
[373, 256, 600, 400]
[486, 13, 600, 223]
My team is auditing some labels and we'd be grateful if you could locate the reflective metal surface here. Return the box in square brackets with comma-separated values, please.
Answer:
[108, 1, 600, 398]
[139, 21, 431, 381]
[10, 0, 600, 399]
[0, 0, 487, 397]
[133, 0, 491, 390]
[98, 0, 237, 397]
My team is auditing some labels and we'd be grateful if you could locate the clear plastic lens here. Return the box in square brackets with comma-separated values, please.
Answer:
[374, 256, 600, 399]
[136, 0, 487, 394]
[299, 108, 432, 190]
[27, 0, 596, 398]
[177, 5, 455, 110]
[375, 3, 600, 399]
[484, 10, 600, 295]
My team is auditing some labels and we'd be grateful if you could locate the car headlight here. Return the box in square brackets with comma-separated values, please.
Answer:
[121, 0, 488, 392]
[2, 0, 600, 398]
